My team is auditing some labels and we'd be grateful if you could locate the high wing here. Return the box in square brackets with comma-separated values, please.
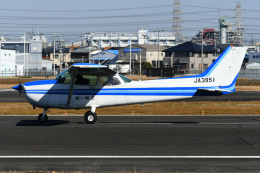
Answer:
[66, 63, 116, 106]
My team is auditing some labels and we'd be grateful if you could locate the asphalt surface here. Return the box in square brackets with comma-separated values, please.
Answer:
[2, 89, 260, 102]
[1, 115, 260, 172]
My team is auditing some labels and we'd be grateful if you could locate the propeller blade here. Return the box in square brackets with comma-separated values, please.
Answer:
[12, 84, 23, 97]
[18, 75, 21, 96]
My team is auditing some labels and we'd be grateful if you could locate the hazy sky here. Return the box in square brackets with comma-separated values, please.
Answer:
[1, 0, 259, 44]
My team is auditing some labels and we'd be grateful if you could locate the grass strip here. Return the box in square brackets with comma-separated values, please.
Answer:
[0, 101, 259, 115]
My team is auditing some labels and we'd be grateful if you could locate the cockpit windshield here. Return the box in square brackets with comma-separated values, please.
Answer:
[119, 75, 132, 83]
[55, 69, 72, 84]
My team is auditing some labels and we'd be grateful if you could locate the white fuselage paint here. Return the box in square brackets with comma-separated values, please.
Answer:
[23, 74, 227, 109]
[23, 76, 194, 109]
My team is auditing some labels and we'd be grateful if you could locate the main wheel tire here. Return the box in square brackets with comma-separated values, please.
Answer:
[84, 111, 97, 124]
[38, 113, 48, 123]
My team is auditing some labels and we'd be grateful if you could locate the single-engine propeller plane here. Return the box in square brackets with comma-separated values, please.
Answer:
[12, 46, 247, 124]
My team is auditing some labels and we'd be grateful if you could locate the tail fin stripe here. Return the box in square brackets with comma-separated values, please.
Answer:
[220, 73, 239, 90]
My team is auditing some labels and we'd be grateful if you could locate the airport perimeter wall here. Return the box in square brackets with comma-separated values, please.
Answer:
[238, 69, 260, 79]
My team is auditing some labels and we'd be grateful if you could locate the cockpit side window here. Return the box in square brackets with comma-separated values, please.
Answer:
[55, 70, 71, 84]
[75, 75, 97, 86]
[100, 76, 121, 86]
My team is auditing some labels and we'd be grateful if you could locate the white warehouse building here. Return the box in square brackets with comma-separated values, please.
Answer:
[0, 49, 24, 76]
[85, 29, 176, 49]
[0, 35, 52, 76]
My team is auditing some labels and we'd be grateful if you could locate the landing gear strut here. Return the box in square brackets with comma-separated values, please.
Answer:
[84, 107, 97, 124]
[38, 109, 49, 123]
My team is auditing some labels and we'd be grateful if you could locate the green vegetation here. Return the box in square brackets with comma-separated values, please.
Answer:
[141, 61, 152, 68]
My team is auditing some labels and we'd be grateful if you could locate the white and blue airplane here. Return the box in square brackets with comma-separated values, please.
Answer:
[12, 46, 247, 124]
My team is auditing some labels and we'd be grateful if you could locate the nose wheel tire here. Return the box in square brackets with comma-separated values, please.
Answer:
[84, 111, 97, 124]
[38, 113, 48, 123]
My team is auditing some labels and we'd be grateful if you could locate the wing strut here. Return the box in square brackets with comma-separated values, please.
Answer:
[66, 67, 77, 106]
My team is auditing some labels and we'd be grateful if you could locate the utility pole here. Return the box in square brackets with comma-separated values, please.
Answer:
[80, 32, 83, 47]
[86, 32, 93, 63]
[133, 55, 136, 75]
[249, 34, 257, 46]
[158, 30, 160, 68]
[59, 48, 62, 74]
[214, 33, 216, 59]
[88, 46, 91, 63]
[53, 34, 58, 76]
[201, 29, 204, 73]
[139, 54, 141, 79]
[26, 33, 28, 76]
[98, 40, 100, 65]
[155, 29, 164, 68]
[24, 33, 26, 76]
[0, 40, 1, 74]
[129, 38, 132, 76]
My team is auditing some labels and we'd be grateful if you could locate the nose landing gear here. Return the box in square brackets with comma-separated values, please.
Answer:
[84, 106, 97, 124]
[84, 111, 97, 124]
[38, 109, 49, 123]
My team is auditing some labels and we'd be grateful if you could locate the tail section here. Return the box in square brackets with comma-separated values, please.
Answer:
[199, 46, 247, 91]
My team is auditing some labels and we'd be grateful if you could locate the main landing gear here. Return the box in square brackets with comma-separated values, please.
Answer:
[38, 108, 49, 123]
[84, 107, 97, 124]
[37, 107, 98, 124]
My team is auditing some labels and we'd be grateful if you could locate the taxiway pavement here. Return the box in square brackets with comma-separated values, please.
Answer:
[0, 115, 260, 172]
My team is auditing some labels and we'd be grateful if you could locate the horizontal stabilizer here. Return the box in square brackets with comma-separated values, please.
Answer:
[197, 88, 232, 93]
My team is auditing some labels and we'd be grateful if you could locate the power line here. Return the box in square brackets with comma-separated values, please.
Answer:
[182, 4, 234, 10]
[0, 5, 170, 13]
[0, 12, 172, 20]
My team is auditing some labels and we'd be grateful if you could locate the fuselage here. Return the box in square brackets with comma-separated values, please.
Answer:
[22, 73, 234, 109]
[11, 46, 247, 117]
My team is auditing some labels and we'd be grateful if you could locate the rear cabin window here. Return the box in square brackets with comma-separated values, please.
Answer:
[100, 76, 121, 86]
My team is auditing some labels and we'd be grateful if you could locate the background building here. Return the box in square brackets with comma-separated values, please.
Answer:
[69, 48, 97, 65]
[244, 61, 260, 69]
[0, 49, 20, 76]
[248, 52, 260, 63]
[191, 17, 237, 45]
[46, 48, 71, 70]
[0, 35, 52, 76]
[91, 50, 118, 65]
[163, 41, 230, 73]
[85, 29, 176, 49]
[117, 44, 167, 72]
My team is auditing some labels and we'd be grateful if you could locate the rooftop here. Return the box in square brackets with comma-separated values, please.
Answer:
[71, 48, 97, 54]
[245, 61, 260, 65]
[164, 41, 238, 53]
[105, 50, 118, 55]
